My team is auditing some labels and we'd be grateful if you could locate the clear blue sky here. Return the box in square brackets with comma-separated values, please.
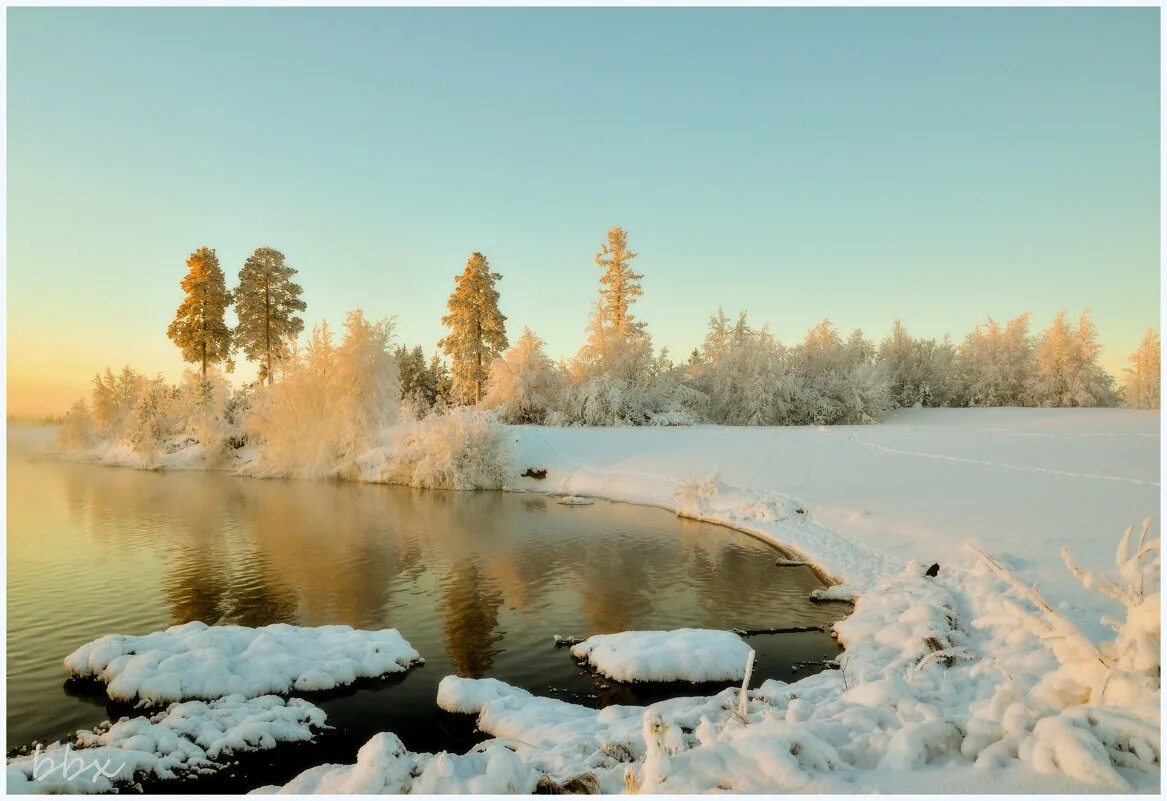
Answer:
[7, 7, 1160, 414]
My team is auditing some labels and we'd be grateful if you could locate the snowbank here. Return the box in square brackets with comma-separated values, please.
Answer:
[64, 621, 422, 703]
[7, 695, 325, 794]
[250, 732, 540, 794]
[570, 629, 753, 683]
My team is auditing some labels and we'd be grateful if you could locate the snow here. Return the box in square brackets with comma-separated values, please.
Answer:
[250, 732, 540, 794]
[555, 494, 595, 505]
[570, 629, 753, 683]
[6, 694, 325, 794]
[64, 621, 422, 703]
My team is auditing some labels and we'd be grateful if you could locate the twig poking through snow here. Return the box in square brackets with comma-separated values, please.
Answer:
[735, 650, 756, 724]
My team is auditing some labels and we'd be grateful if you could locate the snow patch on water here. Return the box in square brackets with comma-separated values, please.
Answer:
[64, 621, 422, 703]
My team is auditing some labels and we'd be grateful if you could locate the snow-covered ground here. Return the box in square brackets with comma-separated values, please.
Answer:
[64, 621, 422, 703]
[9, 407, 1160, 793]
[7, 695, 326, 794]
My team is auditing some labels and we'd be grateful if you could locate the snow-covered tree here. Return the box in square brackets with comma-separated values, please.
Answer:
[243, 311, 398, 477]
[244, 322, 339, 477]
[785, 321, 892, 425]
[234, 247, 307, 385]
[956, 314, 1034, 407]
[691, 309, 789, 425]
[877, 320, 958, 408]
[396, 345, 437, 420]
[171, 368, 234, 450]
[594, 226, 644, 338]
[127, 376, 180, 460]
[1027, 310, 1115, 407]
[1122, 329, 1160, 409]
[439, 252, 508, 405]
[333, 310, 400, 456]
[55, 399, 95, 451]
[559, 228, 702, 425]
[430, 354, 454, 411]
[166, 247, 233, 382]
[481, 327, 562, 423]
[90, 366, 145, 436]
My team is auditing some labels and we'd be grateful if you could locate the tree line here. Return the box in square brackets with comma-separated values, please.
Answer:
[58, 226, 1160, 458]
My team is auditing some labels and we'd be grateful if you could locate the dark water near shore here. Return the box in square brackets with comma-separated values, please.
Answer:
[7, 443, 843, 791]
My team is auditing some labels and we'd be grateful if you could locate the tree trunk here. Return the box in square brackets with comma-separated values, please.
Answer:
[265, 284, 272, 386]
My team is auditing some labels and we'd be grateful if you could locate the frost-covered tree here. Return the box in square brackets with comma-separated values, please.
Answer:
[786, 321, 892, 425]
[559, 228, 701, 425]
[877, 320, 958, 408]
[1122, 329, 1160, 409]
[91, 366, 145, 435]
[166, 247, 232, 382]
[594, 226, 644, 337]
[55, 399, 95, 451]
[481, 327, 562, 423]
[1027, 310, 1115, 407]
[234, 247, 307, 385]
[396, 345, 438, 420]
[692, 309, 789, 425]
[244, 311, 398, 477]
[956, 314, 1034, 407]
[429, 354, 454, 411]
[333, 310, 400, 455]
[439, 252, 508, 405]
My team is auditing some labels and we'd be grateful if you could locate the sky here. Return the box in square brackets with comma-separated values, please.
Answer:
[6, 7, 1160, 416]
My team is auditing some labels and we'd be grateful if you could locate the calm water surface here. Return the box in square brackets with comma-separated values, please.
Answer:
[7, 441, 842, 789]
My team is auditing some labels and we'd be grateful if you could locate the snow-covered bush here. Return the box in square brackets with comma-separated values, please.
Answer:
[480, 328, 563, 424]
[559, 367, 704, 427]
[377, 408, 513, 490]
[969, 521, 1160, 787]
[1060, 518, 1159, 702]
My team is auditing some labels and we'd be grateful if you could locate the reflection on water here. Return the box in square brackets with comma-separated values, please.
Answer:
[8, 443, 842, 776]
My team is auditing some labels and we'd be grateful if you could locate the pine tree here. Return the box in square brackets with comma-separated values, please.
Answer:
[438, 252, 508, 404]
[594, 226, 644, 336]
[429, 354, 454, 410]
[167, 247, 233, 382]
[1123, 329, 1160, 409]
[234, 247, 307, 385]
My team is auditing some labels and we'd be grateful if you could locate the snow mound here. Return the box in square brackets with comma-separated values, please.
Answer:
[570, 629, 752, 683]
[437, 676, 533, 714]
[7, 694, 325, 794]
[64, 621, 422, 703]
[555, 494, 595, 505]
[250, 732, 539, 794]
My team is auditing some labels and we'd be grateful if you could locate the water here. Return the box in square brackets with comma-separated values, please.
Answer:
[7, 443, 844, 790]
